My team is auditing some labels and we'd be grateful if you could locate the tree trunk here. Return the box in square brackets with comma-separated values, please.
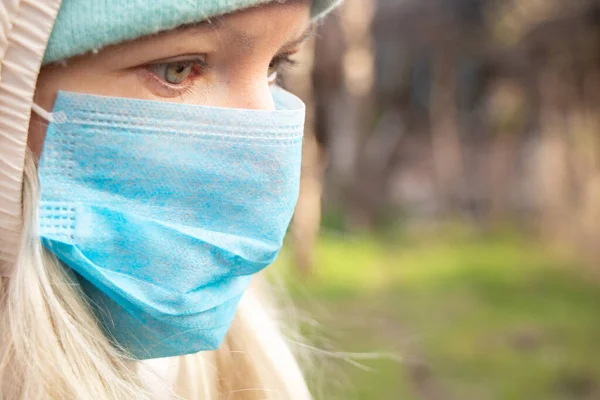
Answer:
[430, 48, 465, 216]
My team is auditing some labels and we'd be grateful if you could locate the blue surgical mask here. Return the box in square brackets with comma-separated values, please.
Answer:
[35, 87, 305, 359]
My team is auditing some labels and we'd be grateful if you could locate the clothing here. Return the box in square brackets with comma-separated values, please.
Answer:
[0, 0, 63, 274]
[44, 0, 343, 64]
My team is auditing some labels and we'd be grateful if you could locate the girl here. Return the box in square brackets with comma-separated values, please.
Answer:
[0, 0, 340, 398]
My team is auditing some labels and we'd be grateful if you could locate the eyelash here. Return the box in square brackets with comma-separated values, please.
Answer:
[143, 56, 206, 99]
[145, 53, 299, 100]
[269, 53, 298, 73]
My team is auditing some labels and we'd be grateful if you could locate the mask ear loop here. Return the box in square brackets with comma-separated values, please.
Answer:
[31, 103, 53, 121]
[31, 103, 67, 124]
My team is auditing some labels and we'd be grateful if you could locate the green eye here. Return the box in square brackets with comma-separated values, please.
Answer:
[151, 61, 194, 84]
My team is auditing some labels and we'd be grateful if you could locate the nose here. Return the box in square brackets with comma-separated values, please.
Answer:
[221, 79, 276, 111]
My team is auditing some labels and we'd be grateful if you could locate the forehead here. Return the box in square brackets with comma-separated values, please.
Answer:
[171, 0, 313, 48]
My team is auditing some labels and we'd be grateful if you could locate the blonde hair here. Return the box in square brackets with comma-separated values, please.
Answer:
[0, 149, 312, 399]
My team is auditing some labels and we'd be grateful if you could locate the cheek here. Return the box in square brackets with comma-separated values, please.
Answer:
[30, 66, 65, 159]
[27, 112, 48, 160]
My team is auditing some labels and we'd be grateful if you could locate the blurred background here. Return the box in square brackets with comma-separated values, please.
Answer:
[276, 0, 600, 399]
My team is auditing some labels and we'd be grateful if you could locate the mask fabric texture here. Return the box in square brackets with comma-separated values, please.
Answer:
[37, 87, 305, 359]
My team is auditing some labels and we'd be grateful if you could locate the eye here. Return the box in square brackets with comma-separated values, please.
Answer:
[150, 61, 193, 84]
[148, 57, 206, 85]
[268, 54, 297, 85]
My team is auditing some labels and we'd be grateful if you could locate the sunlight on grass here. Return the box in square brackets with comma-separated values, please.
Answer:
[275, 228, 600, 399]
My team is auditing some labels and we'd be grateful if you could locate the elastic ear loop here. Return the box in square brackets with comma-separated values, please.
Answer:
[31, 103, 53, 121]
[31, 103, 67, 123]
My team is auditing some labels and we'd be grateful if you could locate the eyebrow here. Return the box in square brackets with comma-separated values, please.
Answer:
[279, 25, 315, 52]
[175, 18, 314, 52]
[220, 23, 315, 52]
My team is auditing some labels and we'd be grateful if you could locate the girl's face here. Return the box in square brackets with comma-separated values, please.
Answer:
[30, 0, 312, 156]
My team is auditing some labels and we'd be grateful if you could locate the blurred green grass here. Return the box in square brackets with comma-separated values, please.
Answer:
[274, 227, 600, 400]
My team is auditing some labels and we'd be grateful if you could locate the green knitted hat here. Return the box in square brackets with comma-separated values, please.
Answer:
[43, 0, 341, 64]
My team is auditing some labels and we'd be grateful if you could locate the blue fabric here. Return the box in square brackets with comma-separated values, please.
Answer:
[37, 87, 305, 359]
[44, 0, 342, 64]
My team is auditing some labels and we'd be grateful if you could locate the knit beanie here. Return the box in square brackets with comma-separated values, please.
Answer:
[0, 0, 342, 276]
[44, 0, 342, 64]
